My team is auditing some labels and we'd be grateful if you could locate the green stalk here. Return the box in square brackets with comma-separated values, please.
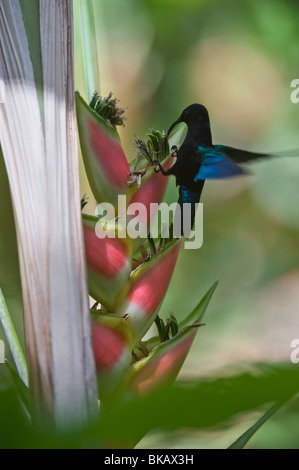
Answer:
[79, 0, 100, 99]
[19, 0, 44, 127]
[0, 288, 28, 386]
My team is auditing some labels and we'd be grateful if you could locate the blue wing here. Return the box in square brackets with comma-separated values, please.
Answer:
[194, 147, 246, 181]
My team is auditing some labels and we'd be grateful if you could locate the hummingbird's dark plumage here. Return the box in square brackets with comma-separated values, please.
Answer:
[155, 103, 281, 234]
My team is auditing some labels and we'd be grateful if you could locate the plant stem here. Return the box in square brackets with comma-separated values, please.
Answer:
[79, 0, 100, 99]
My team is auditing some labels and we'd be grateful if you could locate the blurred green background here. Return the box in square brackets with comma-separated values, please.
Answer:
[74, 0, 299, 448]
[1, 0, 299, 449]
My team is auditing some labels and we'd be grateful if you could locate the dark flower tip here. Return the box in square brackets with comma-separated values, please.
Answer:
[89, 91, 126, 127]
[81, 194, 88, 210]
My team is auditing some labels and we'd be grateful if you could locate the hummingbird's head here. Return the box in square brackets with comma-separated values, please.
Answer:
[166, 104, 210, 137]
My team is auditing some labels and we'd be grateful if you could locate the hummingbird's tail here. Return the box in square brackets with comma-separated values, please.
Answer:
[174, 183, 204, 238]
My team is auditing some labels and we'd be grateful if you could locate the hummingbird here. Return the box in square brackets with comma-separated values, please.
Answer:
[154, 103, 291, 235]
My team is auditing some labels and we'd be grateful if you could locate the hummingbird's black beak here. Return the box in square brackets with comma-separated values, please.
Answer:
[166, 116, 183, 138]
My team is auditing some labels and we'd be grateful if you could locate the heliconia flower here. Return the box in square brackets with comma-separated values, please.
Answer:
[83, 214, 134, 311]
[123, 282, 218, 395]
[76, 91, 217, 409]
[127, 326, 199, 395]
[76, 92, 130, 207]
[114, 238, 183, 343]
[91, 311, 134, 399]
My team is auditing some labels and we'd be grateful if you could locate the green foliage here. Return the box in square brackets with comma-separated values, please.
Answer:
[228, 401, 285, 449]
[96, 363, 299, 447]
[0, 362, 297, 449]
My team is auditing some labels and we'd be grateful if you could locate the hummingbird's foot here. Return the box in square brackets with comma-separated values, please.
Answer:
[171, 145, 178, 157]
[153, 160, 174, 176]
[153, 160, 163, 173]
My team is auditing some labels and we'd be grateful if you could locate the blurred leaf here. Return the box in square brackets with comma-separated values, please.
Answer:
[228, 401, 285, 449]
[96, 363, 299, 447]
[0, 386, 94, 449]
[5, 361, 30, 415]
[0, 288, 28, 386]
[0, 387, 33, 449]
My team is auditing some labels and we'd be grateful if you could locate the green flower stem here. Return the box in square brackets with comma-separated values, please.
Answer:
[0, 288, 28, 387]
[79, 0, 100, 99]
